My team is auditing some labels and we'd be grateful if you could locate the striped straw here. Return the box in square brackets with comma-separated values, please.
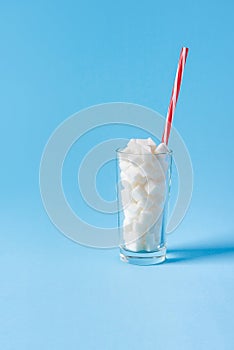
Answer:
[162, 47, 189, 145]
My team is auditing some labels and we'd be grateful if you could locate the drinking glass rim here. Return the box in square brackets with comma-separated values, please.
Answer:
[116, 147, 173, 156]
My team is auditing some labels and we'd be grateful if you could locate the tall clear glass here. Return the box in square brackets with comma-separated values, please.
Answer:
[116, 148, 172, 265]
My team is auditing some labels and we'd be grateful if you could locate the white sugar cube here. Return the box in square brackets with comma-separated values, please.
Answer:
[124, 201, 142, 216]
[155, 142, 169, 154]
[123, 217, 131, 227]
[121, 179, 131, 190]
[132, 220, 146, 235]
[137, 194, 155, 211]
[124, 165, 146, 187]
[150, 205, 164, 221]
[119, 160, 130, 172]
[145, 178, 158, 195]
[120, 189, 131, 208]
[131, 185, 147, 203]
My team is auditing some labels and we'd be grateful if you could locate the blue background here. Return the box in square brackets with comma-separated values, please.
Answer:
[1, 1, 234, 349]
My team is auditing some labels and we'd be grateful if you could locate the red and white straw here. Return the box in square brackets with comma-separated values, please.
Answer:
[162, 47, 189, 145]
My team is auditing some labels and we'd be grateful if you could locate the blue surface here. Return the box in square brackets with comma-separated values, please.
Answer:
[1, 1, 234, 349]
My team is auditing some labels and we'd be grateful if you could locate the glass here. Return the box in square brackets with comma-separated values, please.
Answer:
[116, 147, 172, 265]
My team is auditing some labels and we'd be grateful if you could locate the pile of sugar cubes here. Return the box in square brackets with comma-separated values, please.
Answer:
[118, 138, 169, 251]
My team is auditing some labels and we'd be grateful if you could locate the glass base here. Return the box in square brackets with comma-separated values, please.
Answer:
[119, 245, 166, 266]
